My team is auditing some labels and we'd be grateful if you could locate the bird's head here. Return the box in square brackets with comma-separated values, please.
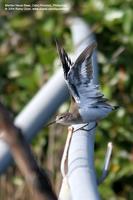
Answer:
[56, 111, 83, 125]
[55, 113, 72, 125]
[47, 113, 72, 126]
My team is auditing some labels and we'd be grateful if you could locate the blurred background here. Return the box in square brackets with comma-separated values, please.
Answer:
[0, 0, 133, 199]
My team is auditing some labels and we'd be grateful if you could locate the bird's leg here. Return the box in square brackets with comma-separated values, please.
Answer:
[73, 122, 97, 133]
[81, 122, 97, 132]
[73, 123, 89, 133]
[80, 122, 97, 132]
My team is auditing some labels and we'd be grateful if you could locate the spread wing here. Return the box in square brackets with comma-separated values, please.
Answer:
[68, 42, 108, 107]
[56, 40, 108, 108]
[69, 42, 96, 85]
[55, 39, 80, 103]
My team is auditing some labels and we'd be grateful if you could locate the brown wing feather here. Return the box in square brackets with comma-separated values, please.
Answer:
[69, 97, 79, 113]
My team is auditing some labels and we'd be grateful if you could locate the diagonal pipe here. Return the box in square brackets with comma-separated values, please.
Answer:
[0, 69, 69, 173]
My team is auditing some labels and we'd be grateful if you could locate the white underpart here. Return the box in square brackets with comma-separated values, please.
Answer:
[76, 81, 112, 122]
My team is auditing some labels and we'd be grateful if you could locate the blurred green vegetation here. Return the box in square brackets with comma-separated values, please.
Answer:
[0, 0, 133, 199]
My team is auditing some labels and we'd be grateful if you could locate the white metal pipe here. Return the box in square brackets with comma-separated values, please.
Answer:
[65, 17, 100, 200]
[0, 69, 69, 173]
[68, 123, 100, 200]
[15, 69, 69, 140]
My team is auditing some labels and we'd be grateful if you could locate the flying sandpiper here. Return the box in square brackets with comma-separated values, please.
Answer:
[48, 40, 118, 130]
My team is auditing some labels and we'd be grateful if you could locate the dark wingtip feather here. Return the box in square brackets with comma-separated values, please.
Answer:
[113, 105, 120, 110]
[55, 39, 71, 79]
[55, 38, 62, 60]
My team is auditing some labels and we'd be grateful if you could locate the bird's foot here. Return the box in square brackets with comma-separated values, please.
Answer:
[73, 122, 97, 133]
[80, 122, 97, 132]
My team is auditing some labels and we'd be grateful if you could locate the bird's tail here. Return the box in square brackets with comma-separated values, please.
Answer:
[113, 105, 120, 110]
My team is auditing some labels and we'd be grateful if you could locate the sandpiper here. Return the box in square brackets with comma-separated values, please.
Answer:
[48, 40, 118, 127]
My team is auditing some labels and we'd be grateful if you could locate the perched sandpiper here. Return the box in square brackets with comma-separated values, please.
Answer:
[48, 40, 118, 127]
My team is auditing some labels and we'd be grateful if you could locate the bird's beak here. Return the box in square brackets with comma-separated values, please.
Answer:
[46, 120, 56, 127]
